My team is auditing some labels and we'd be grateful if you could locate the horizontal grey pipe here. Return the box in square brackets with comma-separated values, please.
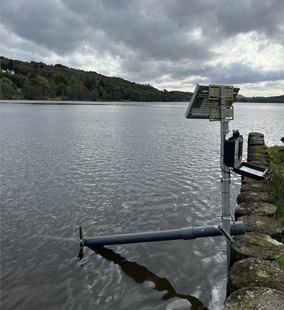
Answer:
[84, 222, 245, 247]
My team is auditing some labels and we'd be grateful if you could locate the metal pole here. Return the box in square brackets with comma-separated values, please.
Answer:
[220, 86, 231, 273]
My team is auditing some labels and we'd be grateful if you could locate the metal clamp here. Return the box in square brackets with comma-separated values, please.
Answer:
[218, 225, 234, 244]
[77, 225, 85, 260]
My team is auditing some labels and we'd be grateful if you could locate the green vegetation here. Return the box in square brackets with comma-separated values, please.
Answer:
[251, 184, 262, 188]
[256, 270, 270, 278]
[249, 238, 264, 247]
[255, 220, 264, 227]
[250, 192, 259, 196]
[0, 56, 192, 102]
[275, 256, 284, 267]
[267, 145, 284, 223]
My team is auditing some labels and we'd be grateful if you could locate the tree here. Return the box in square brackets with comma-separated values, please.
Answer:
[69, 83, 89, 100]
[52, 73, 69, 86]
[129, 90, 142, 101]
[22, 82, 43, 99]
[0, 77, 17, 99]
[56, 83, 67, 97]
[35, 76, 50, 95]
[28, 71, 37, 80]
[84, 75, 93, 90]
[88, 88, 98, 101]
[99, 79, 105, 88]
[10, 75, 25, 88]
[7, 60, 14, 71]
[98, 86, 108, 100]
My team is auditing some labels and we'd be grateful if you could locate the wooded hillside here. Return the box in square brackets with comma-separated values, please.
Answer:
[1, 57, 283, 103]
[237, 95, 284, 103]
[0, 57, 191, 102]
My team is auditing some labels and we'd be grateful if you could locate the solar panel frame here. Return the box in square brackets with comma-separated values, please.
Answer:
[185, 84, 239, 119]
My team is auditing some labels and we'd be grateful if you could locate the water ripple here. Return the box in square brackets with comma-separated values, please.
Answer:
[1, 102, 283, 309]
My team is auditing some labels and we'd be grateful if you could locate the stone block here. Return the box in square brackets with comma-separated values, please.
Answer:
[237, 191, 272, 204]
[238, 215, 284, 240]
[225, 287, 284, 310]
[230, 232, 284, 265]
[235, 202, 277, 219]
[228, 258, 284, 295]
[240, 183, 269, 193]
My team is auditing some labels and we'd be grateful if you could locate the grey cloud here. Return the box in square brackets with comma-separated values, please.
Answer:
[61, 0, 215, 61]
[165, 0, 284, 41]
[4, 0, 283, 59]
[205, 62, 284, 85]
[1, 0, 284, 94]
[1, 0, 88, 54]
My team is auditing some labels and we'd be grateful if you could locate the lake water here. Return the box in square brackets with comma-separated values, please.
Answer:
[1, 101, 283, 310]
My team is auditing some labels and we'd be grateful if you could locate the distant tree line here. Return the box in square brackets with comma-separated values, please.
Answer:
[0, 57, 190, 102]
[2, 57, 282, 103]
[237, 95, 284, 103]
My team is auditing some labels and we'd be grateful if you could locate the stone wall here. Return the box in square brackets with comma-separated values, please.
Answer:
[224, 133, 284, 309]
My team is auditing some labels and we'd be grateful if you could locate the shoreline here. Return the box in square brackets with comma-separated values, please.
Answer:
[225, 132, 284, 309]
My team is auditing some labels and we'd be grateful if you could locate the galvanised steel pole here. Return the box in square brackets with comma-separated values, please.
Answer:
[220, 86, 231, 274]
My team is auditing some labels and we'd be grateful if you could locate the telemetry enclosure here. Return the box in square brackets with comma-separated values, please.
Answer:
[224, 130, 243, 167]
[224, 131, 271, 180]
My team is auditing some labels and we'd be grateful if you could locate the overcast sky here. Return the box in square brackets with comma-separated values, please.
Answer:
[1, 0, 284, 96]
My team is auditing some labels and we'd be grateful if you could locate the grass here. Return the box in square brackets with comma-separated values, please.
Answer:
[275, 256, 284, 267]
[266, 145, 284, 224]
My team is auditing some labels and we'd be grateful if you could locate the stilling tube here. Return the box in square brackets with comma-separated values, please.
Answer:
[83, 222, 245, 247]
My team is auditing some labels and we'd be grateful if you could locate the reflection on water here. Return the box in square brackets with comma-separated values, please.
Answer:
[90, 245, 208, 310]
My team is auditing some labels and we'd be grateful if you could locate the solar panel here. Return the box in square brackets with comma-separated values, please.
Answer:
[185, 84, 239, 119]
